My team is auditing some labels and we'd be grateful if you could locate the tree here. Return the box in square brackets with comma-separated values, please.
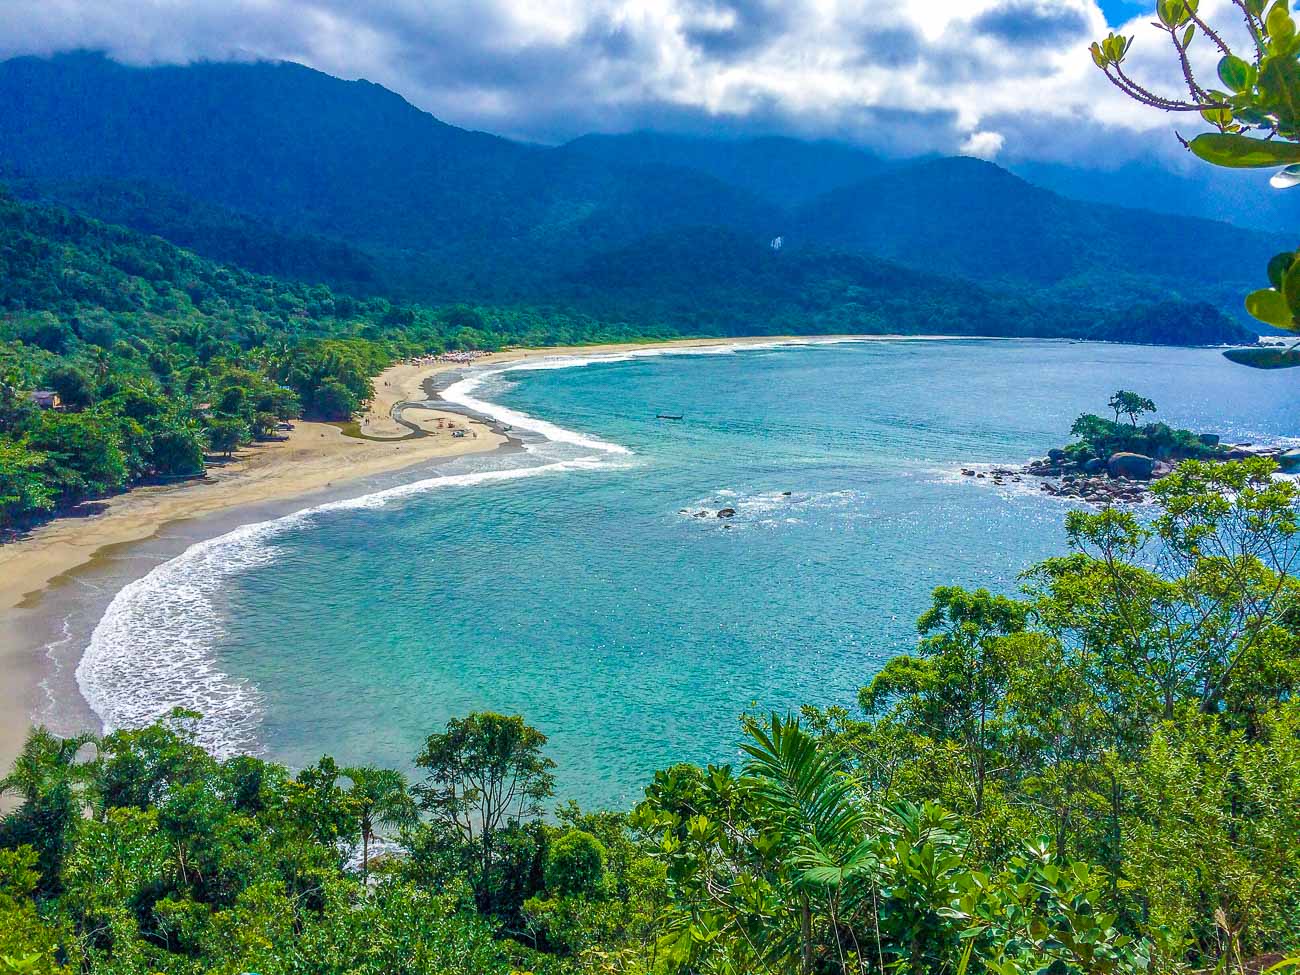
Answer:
[44, 366, 94, 412]
[0, 728, 98, 895]
[1090, 0, 1300, 364]
[413, 713, 556, 888]
[27, 412, 127, 501]
[1107, 390, 1156, 427]
[204, 417, 246, 459]
[342, 766, 417, 885]
[0, 440, 55, 528]
[543, 829, 606, 898]
[861, 587, 1028, 814]
[149, 425, 206, 475]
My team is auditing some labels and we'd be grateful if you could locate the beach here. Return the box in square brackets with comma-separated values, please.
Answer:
[0, 335, 866, 773]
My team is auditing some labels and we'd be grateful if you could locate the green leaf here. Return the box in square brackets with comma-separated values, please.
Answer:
[1187, 132, 1300, 167]
[1283, 256, 1300, 311]
[1258, 55, 1300, 128]
[1267, 251, 1296, 288]
[1249, 0, 1267, 14]
[1223, 346, 1300, 367]
[1245, 287, 1295, 326]
[1270, 163, 1300, 186]
[1218, 54, 1254, 90]
[1267, 1, 1296, 44]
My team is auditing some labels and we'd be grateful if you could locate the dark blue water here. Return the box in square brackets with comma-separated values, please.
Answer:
[81, 339, 1300, 809]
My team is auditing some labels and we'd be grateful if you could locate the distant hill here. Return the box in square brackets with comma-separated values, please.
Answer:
[0, 52, 1267, 345]
[790, 156, 1285, 313]
[561, 131, 884, 209]
[1011, 158, 1300, 235]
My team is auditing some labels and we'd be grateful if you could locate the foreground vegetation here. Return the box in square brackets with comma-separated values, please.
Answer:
[2, 458, 1297, 974]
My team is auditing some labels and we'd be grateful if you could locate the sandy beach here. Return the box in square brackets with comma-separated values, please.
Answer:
[0, 333, 905, 771]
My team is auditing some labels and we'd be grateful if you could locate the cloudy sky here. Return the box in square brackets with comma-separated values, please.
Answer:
[2, 0, 1229, 164]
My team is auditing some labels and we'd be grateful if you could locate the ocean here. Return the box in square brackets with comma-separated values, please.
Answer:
[59, 338, 1300, 810]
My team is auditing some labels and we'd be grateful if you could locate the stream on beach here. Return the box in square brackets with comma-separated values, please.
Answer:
[40, 338, 1300, 809]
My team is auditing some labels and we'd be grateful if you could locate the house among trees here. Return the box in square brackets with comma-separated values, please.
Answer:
[27, 390, 62, 410]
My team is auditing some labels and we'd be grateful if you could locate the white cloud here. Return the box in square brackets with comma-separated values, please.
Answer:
[0, 0, 1218, 161]
[960, 130, 1006, 159]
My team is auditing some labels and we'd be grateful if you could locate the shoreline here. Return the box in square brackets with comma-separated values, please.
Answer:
[0, 332, 967, 771]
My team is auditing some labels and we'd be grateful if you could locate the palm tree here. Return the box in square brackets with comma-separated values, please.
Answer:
[342, 766, 417, 884]
[0, 728, 99, 807]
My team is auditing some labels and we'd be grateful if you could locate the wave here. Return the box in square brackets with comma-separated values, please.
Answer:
[75, 453, 617, 757]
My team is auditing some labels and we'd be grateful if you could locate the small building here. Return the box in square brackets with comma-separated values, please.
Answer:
[28, 390, 62, 410]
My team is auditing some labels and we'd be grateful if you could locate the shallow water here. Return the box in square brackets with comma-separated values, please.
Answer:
[73, 339, 1300, 809]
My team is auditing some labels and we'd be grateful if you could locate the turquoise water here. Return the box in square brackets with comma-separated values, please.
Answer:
[78, 339, 1300, 809]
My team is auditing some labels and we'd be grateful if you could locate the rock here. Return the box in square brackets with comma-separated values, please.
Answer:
[1082, 458, 1105, 475]
[1279, 448, 1300, 473]
[1199, 433, 1221, 447]
[781, 490, 792, 496]
[716, 508, 736, 518]
[1048, 447, 1067, 462]
[1152, 461, 1174, 477]
[1108, 453, 1155, 480]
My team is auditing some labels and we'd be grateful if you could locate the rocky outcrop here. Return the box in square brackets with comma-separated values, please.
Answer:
[1107, 452, 1155, 480]
[979, 440, 1294, 509]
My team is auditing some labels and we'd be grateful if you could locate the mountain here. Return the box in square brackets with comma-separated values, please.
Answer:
[790, 156, 1286, 314]
[5, 175, 380, 290]
[0, 52, 1267, 344]
[561, 131, 884, 208]
[0, 53, 779, 293]
[1012, 158, 1300, 236]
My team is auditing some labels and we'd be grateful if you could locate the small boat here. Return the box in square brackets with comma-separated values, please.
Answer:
[656, 413, 684, 421]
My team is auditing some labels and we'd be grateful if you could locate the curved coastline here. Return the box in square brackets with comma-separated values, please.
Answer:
[3, 333, 911, 768]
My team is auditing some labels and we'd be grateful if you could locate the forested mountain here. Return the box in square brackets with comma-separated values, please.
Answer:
[561, 131, 885, 208]
[1012, 157, 1300, 234]
[0, 53, 780, 293]
[0, 51, 1281, 339]
[789, 156, 1285, 313]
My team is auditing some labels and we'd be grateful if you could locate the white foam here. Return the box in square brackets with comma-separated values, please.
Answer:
[75, 456, 616, 757]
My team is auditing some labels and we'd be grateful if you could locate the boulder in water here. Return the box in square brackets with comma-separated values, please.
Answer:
[717, 507, 737, 518]
[1108, 452, 1155, 480]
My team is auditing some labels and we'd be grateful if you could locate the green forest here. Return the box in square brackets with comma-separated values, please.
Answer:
[2, 457, 1297, 974]
[0, 191, 672, 531]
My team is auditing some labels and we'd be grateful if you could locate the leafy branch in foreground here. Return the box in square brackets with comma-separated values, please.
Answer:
[1091, 0, 1300, 360]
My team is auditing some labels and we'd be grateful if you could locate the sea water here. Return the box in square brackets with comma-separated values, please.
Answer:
[74, 339, 1300, 809]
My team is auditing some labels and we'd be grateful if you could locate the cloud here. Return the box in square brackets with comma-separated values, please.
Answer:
[969, 0, 1089, 44]
[0, 0, 1213, 162]
[960, 130, 1006, 159]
